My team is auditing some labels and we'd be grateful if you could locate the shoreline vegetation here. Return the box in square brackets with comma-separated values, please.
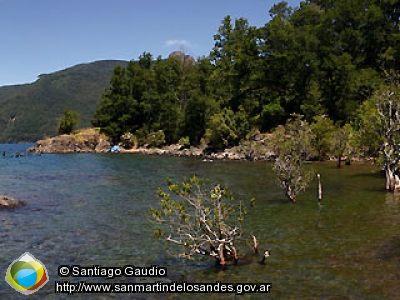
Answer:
[26, 128, 276, 161]
[27, 127, 359, 163]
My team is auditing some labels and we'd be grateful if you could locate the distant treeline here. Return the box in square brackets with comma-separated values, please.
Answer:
[92, 0, 400, 148]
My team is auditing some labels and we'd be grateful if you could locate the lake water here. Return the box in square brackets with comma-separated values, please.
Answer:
[0, 144, 399, 299]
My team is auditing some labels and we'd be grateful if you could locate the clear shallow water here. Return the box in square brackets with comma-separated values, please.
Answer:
[0, 144, 399, 299]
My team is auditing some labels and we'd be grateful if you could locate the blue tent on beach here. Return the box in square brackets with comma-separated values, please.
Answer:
[110, 145, 120, 153]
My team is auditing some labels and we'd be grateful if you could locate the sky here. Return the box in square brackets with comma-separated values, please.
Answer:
[0, 0, 301, 86]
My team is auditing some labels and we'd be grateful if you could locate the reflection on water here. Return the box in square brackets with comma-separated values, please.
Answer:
[0, 146, 399, 299]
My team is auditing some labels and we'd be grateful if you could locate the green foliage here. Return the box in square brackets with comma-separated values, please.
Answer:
[204, 108, 238, 150]
[271, 114, 314, 202]
[120, 132, 136, 149]
[0, 60, 127, 142]
[300, 79, 326, 121]
[310, 115, 335, 160]
[178, 136, 190, 148]
[359, 76, 400, 191]
[150, 176, 255, 261]
[90, 1, 399, 149]
[330, 123, 355, 167]
[91, 65, 137, 144]
[58, 109, 79, 135]
[260, 101, 285, 131]
[354, 95, 383, 157]
[271, 114, 314, 159]
[133, 126, 150, 146]
[147, 130, 166, 148]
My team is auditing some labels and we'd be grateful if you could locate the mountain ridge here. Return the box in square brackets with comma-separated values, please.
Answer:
[0, 60, 128, 143]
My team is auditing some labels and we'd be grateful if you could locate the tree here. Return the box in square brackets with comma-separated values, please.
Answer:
[374, 76, 400, 191]
[150, 176, 256, 266]
[58, 109, 79, 135]
[91, 1, 400, 150]
[357, 74, 400, 191]
[184, 58, 218, 145]
[211, 16, 261, 133]
[204, 108, 238, 150]
[330, 123, 354, 168]
[355, 95, 383, 158]
[147, 130, 166, 148]
[151, 56, 185, 143]
[271, 114, 314, 202]
[269, 1, 293, 20]
[310, 115, 335, 160]
[91, 65, 136, 144]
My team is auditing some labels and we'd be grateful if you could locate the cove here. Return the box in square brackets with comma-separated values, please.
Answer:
[0, 144, 399, 299]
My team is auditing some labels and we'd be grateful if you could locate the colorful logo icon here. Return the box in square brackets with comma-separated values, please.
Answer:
[5, 252, 49, 295]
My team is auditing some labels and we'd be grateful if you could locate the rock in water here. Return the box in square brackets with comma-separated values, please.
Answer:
[0, 196, 24, 208]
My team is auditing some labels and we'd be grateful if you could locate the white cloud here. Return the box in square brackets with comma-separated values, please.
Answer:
[164, 40, 191, 48]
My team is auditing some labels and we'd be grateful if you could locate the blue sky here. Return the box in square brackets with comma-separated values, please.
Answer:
[0, 0, 301, 86]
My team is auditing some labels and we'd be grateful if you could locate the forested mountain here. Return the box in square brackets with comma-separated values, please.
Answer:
[0, 60, 127, 142]
[92, 0, 400, 149]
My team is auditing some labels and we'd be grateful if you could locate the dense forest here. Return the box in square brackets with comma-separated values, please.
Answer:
[92, 0, 400, 149]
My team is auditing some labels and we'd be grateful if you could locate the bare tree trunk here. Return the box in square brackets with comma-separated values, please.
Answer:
[317, 174, 322, 204]
[231, 246, 238, 265]
[252, 235, 259, 254]
[218, 243, 225, 266]
[395, 175, 400, 191]
[385, 165, 396, 191]
[286, 187, 297, 203]
[337, 155, 341, 168]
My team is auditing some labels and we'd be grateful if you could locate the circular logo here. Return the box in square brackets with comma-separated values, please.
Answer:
[5, 252, 49, 295]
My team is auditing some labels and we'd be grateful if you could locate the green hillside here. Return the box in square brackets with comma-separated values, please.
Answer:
[0, 60, 128, 143]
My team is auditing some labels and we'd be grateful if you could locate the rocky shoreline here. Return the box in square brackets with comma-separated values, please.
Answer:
[118, 143, 276, 161]
[27, 130, 276, 161]
[27, 129, 111, 154]
[27, 130, 363, 164]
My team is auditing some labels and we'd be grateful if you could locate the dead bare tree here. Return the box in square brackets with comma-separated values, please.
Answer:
[375, 76, 400, 191]
[150, 176, 256, 266]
